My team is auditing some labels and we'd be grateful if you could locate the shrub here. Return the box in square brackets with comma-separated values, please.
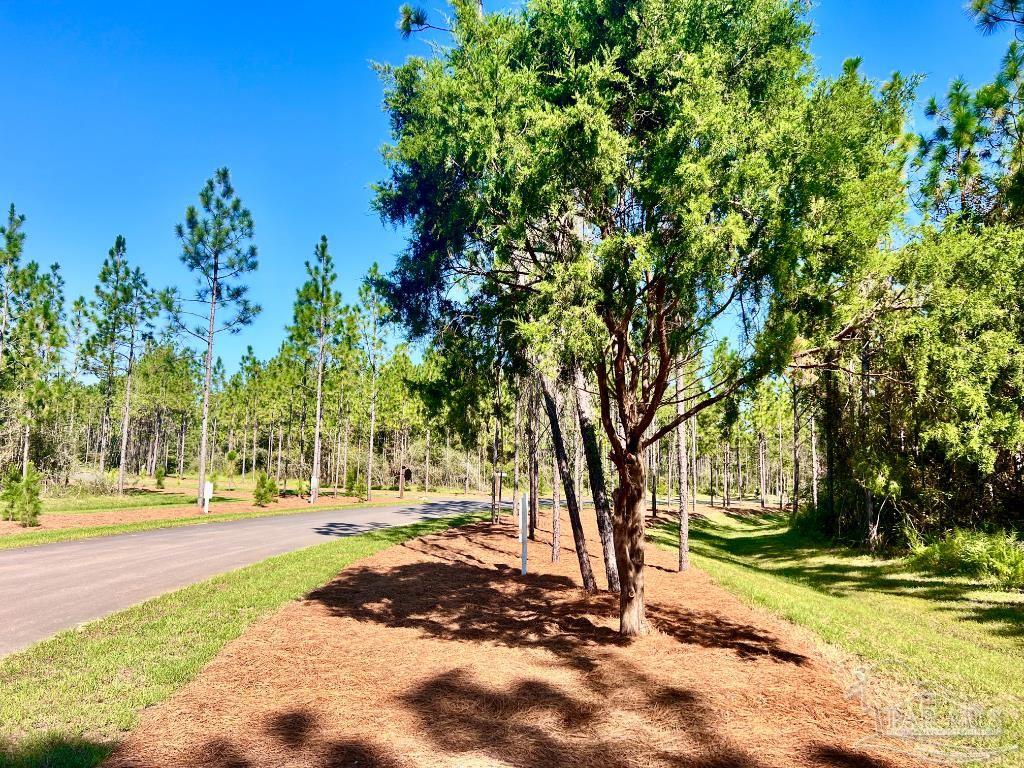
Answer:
[909, 528, 1024, 589]
[1, 463, 43, 527]
[253, 472, 278, 507]
[155, 466, 166, 489]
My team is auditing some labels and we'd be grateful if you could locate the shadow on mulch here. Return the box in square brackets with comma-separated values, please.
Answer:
[171, 689, 899, 768]
[306, 537, 807, 669]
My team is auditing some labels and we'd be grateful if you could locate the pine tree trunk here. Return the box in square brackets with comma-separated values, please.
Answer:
[398, 428, 406, 498]
[551, 447, 561, 562]
[310, 344, 325, 503]
[22, 419, 30, 479]
[490, 414, 499, 524]
[367, 385, 377, 501]
[724, 444, 731, 509]
[196, 257, 219, 508]
[691, 411, 698, 512]
[117, 339, 137, 495]
[675, 362, 689, 572]
[178, 414, 187, 481]
[527, 384, 539, 540]
[539, 375, 597, 592]
[811, 413, 819, 509]
[650, 438, 658, 518]
[792, 379, 800, 517]
[573, 368, 619, 592]
[512, 395, 520, 503]
[241, 411, 248, 480]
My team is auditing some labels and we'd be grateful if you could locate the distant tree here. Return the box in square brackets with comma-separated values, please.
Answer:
[0, 204, 26, 379]
[357, 264, 389, 501]
[8, 261, 66, 477]
[1, 462, 42, 526]
[86, 236, 164, 493]
[291, 236, 345, 503]
[253, 471, 277, 506]
[173, 168, 260, 507]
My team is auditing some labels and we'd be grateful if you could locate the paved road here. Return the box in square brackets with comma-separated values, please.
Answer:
[0, 499, 494, 657]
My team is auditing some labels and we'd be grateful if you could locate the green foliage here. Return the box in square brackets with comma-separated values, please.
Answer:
[909, 529, 1024, 589]
[154, 466, 165, 490]
[1, 464, 43, 527]
[173, 168, 260, 338]
[252, 472, 277, 507]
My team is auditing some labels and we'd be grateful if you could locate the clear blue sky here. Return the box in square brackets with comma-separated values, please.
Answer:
[0, 1, 1013, 372]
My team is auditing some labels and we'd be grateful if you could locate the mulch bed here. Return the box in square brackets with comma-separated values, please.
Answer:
[104, 511, 923, 768]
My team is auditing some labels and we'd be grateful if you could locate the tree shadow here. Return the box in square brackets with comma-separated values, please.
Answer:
[650, 518, 984, 604]
[808, 744, 907, 768]
[305, 535, 809, 670]
[110, 709, 411, 768]
[952, 601, 1024, 639]
[398, 666, 764, 768]
[0, 733, 113, 768]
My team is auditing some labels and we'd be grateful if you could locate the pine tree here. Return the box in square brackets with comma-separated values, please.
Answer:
[173, 168, 260, 508]
[290, 236, 344, 503]
[357, 264, 388, 501]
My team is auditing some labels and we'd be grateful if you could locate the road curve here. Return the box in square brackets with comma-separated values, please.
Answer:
[0, 498, 493, 657]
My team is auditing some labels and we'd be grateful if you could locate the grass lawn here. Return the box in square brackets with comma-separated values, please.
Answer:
[650, 507, 1024, 761]
[41, 491, 235, 515]
[0, 511, 485, 768]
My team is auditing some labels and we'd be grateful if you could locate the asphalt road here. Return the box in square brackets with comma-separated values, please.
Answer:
[0, 498, 493, 657]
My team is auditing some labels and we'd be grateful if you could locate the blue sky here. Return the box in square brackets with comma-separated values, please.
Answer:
[0, 1, 1014, 372]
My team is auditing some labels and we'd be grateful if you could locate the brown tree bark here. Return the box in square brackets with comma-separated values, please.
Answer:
[573, 368, 620, 592]
[612, 451, 648, 635]
[539, 375, 597, 592]
[675, 362, 689, 572]
[527, 383, 539, 540]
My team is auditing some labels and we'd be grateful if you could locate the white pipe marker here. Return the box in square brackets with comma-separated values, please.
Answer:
[519, 493, 528, 575]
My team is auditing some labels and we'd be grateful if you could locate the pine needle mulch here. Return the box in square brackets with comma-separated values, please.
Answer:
[104, 513, 924, 768]
[0, 495, 363, 536]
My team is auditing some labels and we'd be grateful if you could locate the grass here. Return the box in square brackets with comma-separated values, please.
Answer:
[0, 510, 485, 768]
[650, 507, 1024, 762]
[41, 492, 235, 515]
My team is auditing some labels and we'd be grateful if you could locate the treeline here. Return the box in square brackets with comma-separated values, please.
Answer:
[0, 183, 581, 509]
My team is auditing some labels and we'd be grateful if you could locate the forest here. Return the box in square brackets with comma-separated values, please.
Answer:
[1, 0, 1022, 637]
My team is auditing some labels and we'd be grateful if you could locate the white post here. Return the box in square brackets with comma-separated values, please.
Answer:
[203, 481, 213, 515]
[519, 492, 528, 575]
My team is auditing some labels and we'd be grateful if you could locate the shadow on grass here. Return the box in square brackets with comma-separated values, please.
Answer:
[649, 514, 1024, 639]
[0, 734, 113, 768]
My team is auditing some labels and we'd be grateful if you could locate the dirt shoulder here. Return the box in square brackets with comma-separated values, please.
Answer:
[0, 490, 488, 538]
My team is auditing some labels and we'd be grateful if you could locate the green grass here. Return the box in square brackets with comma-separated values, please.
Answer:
[651, 509, 1024, 762]
[0, 511, 484, 768]
[41, 492, 236, 515]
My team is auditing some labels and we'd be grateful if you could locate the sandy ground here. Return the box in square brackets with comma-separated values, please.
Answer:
[0, 490, 488, 537]
[103, 509, 924, 768]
